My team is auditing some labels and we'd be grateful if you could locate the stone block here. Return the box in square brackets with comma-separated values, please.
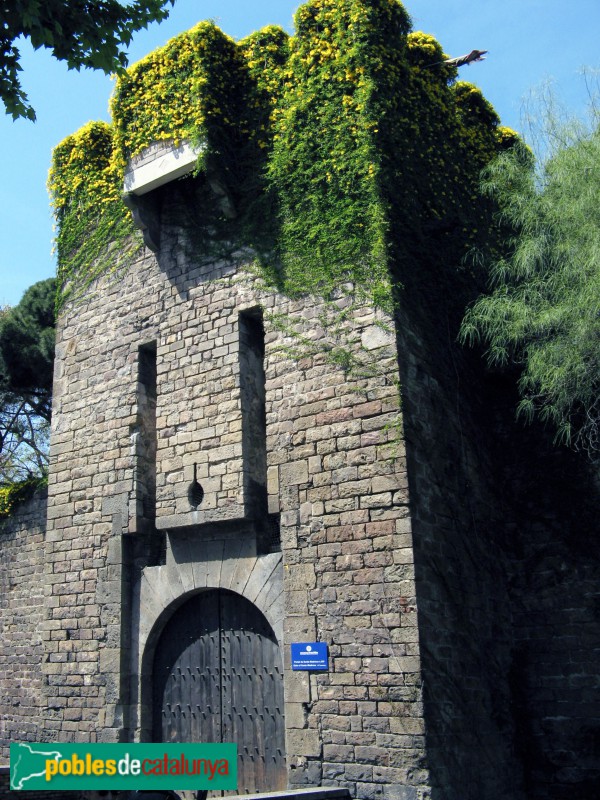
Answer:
[281, 461, 309, 486]
[284, 615, 317, 641]
[287, 728, 321, 757]
[284, 562, 317, 592]
[286, 702, 307, 729]
[285, 671, 311, 703]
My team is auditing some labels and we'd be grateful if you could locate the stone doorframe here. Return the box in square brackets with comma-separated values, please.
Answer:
[130, 528, 284, 742]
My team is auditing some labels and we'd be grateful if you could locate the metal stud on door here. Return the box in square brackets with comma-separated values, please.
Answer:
[153, 592, 221, 745]
[152, 589, 286, 793]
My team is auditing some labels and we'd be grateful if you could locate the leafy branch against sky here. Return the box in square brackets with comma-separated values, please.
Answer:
[1, 0, 174, 120]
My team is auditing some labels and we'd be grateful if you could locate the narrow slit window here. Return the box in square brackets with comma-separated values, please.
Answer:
[134, 340, 157, 531]
[239, 309, 276, 551]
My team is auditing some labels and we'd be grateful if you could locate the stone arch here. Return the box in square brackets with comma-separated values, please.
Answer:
[147, 588, 287, 792]
[134, 534, 283, 741]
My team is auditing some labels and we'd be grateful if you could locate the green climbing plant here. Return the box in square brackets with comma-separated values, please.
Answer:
[49, 0, 516, 317]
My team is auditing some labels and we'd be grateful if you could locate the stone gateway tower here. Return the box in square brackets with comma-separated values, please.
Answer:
[47, 145, 416, 794]
[2, 2, 600, 800]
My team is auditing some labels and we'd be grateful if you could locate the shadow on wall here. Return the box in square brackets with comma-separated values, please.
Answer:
[393, 240, 600, 800]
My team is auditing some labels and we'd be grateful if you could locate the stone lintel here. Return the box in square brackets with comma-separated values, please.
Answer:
[224, 790, 351, 800]
[123, 141, 202, 196]
[156, 504, 247, 531]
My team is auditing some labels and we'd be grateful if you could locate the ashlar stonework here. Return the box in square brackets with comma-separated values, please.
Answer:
[40, 162, 426, 799]
[2, 145, 600, 800]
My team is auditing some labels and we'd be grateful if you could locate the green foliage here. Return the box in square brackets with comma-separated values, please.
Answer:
[239, 25, 290, 142]
[111, 22, 248, 167]
[0, 475, 47, 520]
[48, 121, 138, 305]
[394, 35, 518, 262]
[1, 0, 174, 121]
[0, 278, 56, 483]
[57, 25, 289, 297]
[460, 129, 600, 456]
[265, 0, 411, 309]
[50, 0, 512, 324]
[0, 278, 55, 414]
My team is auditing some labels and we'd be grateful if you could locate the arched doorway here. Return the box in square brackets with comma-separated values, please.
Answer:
[152, 589, 286, 793]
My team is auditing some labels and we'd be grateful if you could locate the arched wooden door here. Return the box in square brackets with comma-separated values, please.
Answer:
[152, 589, 286, 793]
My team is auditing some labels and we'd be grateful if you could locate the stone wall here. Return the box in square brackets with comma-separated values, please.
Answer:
[266, 302, 426, 800]
[390, 239, 600, 800]
[44, 173, 430, 799]
[0, 489, 47, 759]
[504, 436, 600, 799]
[392, 258, 524, 800]
[3, 153, 599, 800]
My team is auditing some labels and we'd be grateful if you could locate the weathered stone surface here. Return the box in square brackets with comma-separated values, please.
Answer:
[4, 137, 599, 800]
[0, 490, 47, 758]
[288, 729, 322, 757]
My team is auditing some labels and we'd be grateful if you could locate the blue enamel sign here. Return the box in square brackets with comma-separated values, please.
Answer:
[291, 642, 329, 671]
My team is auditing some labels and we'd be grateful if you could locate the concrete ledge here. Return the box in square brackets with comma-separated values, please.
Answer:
[123, 141, 202, 196]
[224, 789, 352, 800]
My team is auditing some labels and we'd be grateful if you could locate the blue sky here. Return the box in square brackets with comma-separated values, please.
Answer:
[1, 0, 598, 307]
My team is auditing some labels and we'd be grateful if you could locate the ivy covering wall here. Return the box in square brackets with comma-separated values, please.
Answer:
[48, 0, 518, 308]
[111, 22, 248, 167]
[48, 121, 135, 305]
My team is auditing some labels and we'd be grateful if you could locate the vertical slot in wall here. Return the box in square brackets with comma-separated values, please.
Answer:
[239, 309, 277, 552]
[133, 340, 157, 533]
